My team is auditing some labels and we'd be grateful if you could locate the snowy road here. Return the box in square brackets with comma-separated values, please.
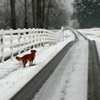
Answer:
[32, 40, 88, 100]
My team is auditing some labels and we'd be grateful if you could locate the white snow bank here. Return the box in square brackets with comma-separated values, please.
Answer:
[78, 28, 100, 40]
[78, 28, 100, 61]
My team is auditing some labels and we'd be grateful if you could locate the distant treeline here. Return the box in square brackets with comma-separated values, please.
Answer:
[73, 0, 100, 28]
[0, 0, 68, 29]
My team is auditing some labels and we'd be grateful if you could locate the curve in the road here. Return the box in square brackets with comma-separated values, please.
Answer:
[76, 31, 88, 40]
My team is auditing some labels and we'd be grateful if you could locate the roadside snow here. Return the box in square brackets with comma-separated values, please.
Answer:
[0, 30, 74, 100]
[78, 28, 100, 41]
[78, 28, 100, 61]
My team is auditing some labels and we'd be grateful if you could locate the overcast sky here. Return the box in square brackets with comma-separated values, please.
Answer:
[62, 0, 75, 12]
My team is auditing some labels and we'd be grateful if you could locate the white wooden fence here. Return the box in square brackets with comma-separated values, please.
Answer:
[0, 28, 63, 62]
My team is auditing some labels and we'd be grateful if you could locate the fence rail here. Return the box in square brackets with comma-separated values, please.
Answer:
[0, 28, 62, 62]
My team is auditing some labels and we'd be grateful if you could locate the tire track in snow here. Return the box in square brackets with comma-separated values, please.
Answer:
[32, 41, 88, 100]
[60, 41, 88, 100]
[88, 40, 100, 100]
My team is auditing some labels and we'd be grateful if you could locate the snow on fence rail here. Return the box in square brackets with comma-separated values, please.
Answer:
[0, 28, 62, 62]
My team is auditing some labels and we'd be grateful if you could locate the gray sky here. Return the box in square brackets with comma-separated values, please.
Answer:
[62, 0, 75, 12]
[61, 0, 75, 26]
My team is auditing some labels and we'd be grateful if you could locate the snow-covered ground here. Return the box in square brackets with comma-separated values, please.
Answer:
[78, 28, 100, 41]
[0, 30, 75, 100]
[0, 28, 100, 100]
[78, 28, 100, 60]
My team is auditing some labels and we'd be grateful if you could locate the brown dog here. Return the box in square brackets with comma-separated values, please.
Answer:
[16, 50, 36, 68]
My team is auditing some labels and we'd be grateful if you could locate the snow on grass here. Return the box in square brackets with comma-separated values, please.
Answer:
[0, 30, 74, 100]
[78, 28, 100, 62]
[78, 28, 100, 40]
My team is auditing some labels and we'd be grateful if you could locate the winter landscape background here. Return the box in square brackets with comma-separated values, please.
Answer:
[0, 0, 100, 100]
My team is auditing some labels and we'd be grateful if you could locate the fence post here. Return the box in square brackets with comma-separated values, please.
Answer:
[35, 29, 38, 48]
[44, 31, 47, 45]
[40, 30, 44, 46]
[24, 28, 26, 52]
[39, 30, 41, 46]
[32, 28, 35, 47]
[45, 31, 47, 45]
[61, 26, 64, 41]
[38, 30, 40, 47]
[31, 29, 35, 49]
[28, 28, 32, 50]
[42, 31, 45, 46]
[18, 28, 21, 54]
[10, 29, 13, 60]
[0, 30, 4, 62]
[40, 29, 43, 47]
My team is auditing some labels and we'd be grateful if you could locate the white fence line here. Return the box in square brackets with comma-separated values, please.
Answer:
[0, 28, 62, 62]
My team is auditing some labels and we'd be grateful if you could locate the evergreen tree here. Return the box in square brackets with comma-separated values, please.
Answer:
[73, 0, 100, 28]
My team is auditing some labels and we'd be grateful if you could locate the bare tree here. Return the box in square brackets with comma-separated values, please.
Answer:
[45, 0, 50, 29]
[32, 0, 35, 27]
[10, 0, 16, 29]
[0, 0, 68, 29]
[24, 0, 28, 28]
[40, 0, 46, 28]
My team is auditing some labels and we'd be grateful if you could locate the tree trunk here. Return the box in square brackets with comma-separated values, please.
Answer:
[24, 0, 28, 28]
[10, 0, 16, 29]
[45, 0, 50, 29]
[32, 0, 35, 28]
[41, 0, 46, 28]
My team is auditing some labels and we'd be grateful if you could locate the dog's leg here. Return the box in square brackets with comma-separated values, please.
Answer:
[29, 61, 33, 66]
[29, 61, 31, 66]
[22, 60, 27, 68]
[31, 61, 33, 66]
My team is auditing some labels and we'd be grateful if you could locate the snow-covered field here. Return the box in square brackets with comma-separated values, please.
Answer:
[78, 28, 100, 60]
[0, 28, 100, 100]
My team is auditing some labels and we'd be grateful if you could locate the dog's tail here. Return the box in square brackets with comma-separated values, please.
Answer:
[16, 56, 22, 61]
